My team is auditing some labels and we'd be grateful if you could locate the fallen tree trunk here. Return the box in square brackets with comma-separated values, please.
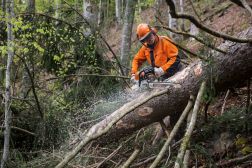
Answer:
[100, 28, 252, 144]
[56, 28, 252, 167]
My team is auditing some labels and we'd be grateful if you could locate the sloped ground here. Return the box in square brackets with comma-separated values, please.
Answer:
[207, 4, 251, 35]
[101, 1, 252, 167]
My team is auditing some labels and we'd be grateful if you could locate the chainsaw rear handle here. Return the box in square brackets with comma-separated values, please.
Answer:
[138, 66, 155, 87]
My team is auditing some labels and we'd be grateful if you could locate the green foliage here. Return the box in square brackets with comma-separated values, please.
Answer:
[12, 15, 97, 76]
[196, 107, 252, 141]
[0, 9, 120, 161]
[192, 144, 215, 166]
[33, 114, 69, 149]
[137, 0, 155, 9]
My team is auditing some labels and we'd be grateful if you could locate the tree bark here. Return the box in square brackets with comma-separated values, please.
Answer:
[115, 0, 122, 25]
[179, 0, 185, 31]
[83, 0, 98, 35]
[55, 0, 61, 20]
[1, 0, 5, 12]
[97, 0, 103, 26]
[168, 1, 178, 40]
[120, 0, 136, 74]
[189, 23, 199, 41]
[21, 0, 35, 99]
[26, 0, 35, 13]
[1, 0, 14, 167]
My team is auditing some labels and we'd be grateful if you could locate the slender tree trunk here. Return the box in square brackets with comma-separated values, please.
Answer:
[120, 0, 136, 75]
[55, 0, 61, 25]
[189, 23, 199, 41]
[21, 0, 35, 98]
[115, 0, 122, 25]
[1, 0, 14, 167]
[122, 0, 125, 15]
[26, 0, 35, 13]
[106, 0, 109, 20]
[168, 0, 178, 39]
[1, 0, 5, 12]
[154, 0, 162, 25]
[97, 0, 103, 26]
[138, 0, 141, 13]
[83, 0, 98, 35]
[179, 0, 185, 31]
[74, 0, 77, 23]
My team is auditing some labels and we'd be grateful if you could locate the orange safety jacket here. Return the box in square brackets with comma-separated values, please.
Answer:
[131, 35, 179, 75]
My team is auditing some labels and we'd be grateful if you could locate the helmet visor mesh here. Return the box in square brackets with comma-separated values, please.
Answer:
[139, 32, 152, 43]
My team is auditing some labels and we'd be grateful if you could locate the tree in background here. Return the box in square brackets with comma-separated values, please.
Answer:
[1, 0, 6, 13]
[20, 0, 36, 98]
[115, 0, 122, 25]
[120, 0, 136, 75]
[83, 0, 98, 35]
[1, 0, 14, 167]
[97, 0, 103, 26]
[168, 0, 178, 40]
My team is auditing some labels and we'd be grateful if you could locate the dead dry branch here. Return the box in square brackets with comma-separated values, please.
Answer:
[174, 82, 206, 168]
[149, 95, 195, 168]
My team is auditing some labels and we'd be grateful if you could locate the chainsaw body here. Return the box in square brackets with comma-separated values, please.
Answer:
[137, 66, 173, 89]
[138, 66, 155, 87]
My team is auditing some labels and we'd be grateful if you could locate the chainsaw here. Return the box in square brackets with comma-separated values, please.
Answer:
[138, 66, 173, 88]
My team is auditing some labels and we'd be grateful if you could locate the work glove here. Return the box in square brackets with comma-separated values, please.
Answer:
[154, 67, 164, 77]
[130, 74, 137, 84]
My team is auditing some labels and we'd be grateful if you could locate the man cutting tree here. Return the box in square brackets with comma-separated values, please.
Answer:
[131, 23, 182, 83]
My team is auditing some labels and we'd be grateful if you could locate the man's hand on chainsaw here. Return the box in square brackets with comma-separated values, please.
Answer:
[154, 67, 164, 77]
[130, 74, 138, 84]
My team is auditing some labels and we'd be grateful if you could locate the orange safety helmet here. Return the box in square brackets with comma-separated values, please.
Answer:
[136, 23, 154, 42]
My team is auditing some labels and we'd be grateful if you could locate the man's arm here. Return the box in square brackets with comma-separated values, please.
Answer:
[160, 37, 179, 73]
[131, 47, 147, 74]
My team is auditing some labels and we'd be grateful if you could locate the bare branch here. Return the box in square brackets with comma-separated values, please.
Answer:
[16, 54, 43, 119]
[221, 89, 230, 115]
[0, 126, 36, 136]
[159, 119, 170, 137]
[120, 148, 141, 168]
[149, 95, 194, 168]
[55, 88, 177, 168]
[240, 0, 252, 16]
[156, 22, 227, 54]
[44, 74, 130, 82]
[174, 82, 206, 168]
[188, 0, 202, 22]
[165, 0, 252, 43]
[152, 116, 171, 145]
[182, 150, 190, 168]
[96, 145, 122, 168]
[162, 36, 208, 61]
[216, 153, 252, 167]
[131, 138, 186, 168]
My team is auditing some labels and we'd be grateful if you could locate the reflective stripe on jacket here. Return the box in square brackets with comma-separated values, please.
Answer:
[131, 35, 179, 74]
